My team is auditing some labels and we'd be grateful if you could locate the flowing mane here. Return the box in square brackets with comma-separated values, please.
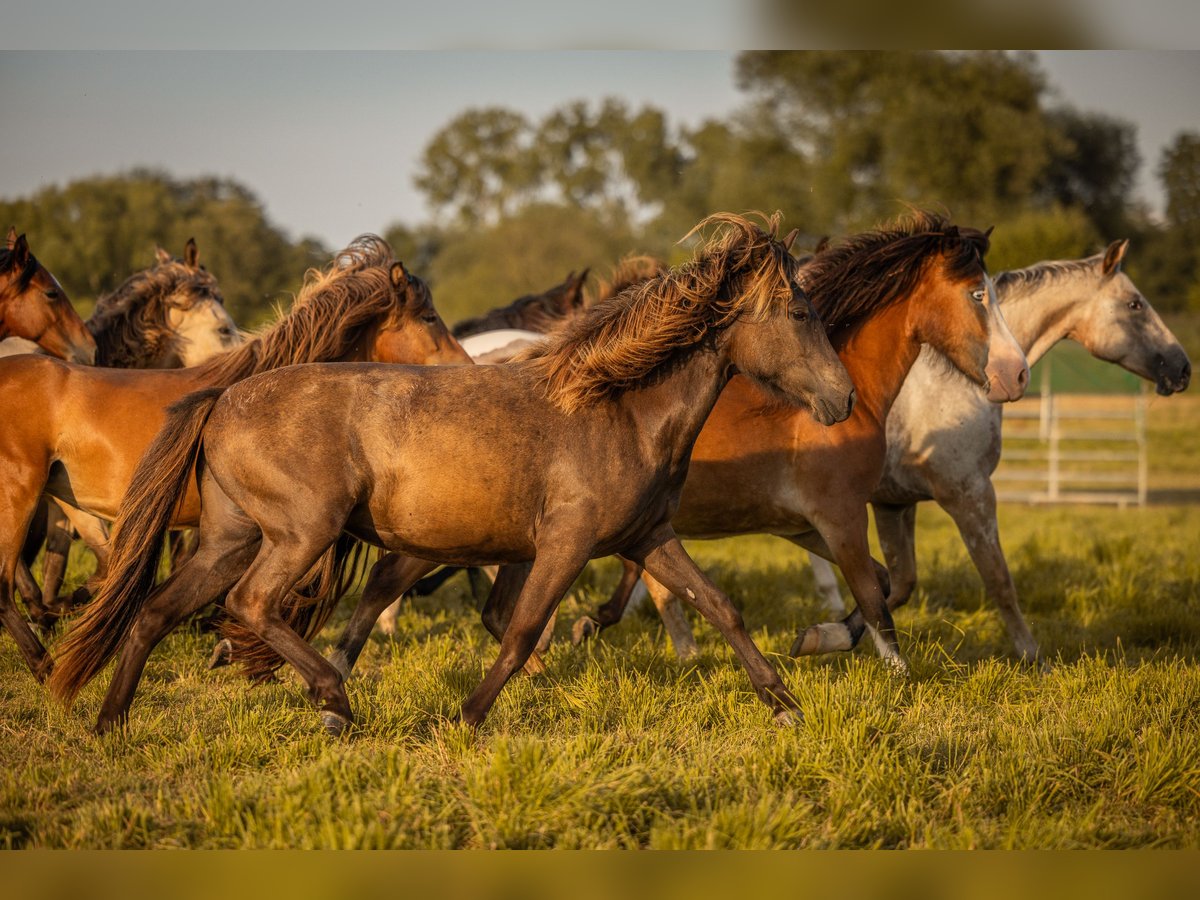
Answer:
[196, 235, 422, 387]
[993, 255, 1101, 299]
[87, 258, 223, 367]
[803, 211, 991, 336]
[523, 212, 797, 413]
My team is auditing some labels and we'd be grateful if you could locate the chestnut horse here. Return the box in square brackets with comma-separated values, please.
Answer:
[0, 228, 95, 364]
[569, 213, 1029, 673]
[0, 236, 468, 682]
[51, 213, 856, 735]
[17, 238, 245, 629]
[800, 239, 1192, 661]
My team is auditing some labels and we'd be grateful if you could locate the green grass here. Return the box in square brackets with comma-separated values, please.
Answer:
[2, 501, 1198, 848]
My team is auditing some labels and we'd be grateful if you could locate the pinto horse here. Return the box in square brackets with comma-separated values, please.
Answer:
[569, 213, 1029, 673]
[0, 236, 468, 682]
[0, 228, 95, 364]
[50, 213, 856, 735]
[799, 238, 1192, 662]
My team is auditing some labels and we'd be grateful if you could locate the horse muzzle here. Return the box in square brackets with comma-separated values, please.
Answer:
[1154, 348, 1191, 396]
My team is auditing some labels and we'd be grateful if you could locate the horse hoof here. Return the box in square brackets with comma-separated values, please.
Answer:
[790, 627, 821, 657]
[207, 638, 233, 670]
[790, 623, 852, 657]
[319, 710, 352, 737]
[571, 616, 600, 646]
[674, 642, 700, 663]
[773, 708, 803, 727]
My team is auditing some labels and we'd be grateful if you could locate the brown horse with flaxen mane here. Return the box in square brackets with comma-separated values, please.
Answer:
[51, 213, 856, 735]
[1, 228, 95, 364]
[0, 236, 468, 682]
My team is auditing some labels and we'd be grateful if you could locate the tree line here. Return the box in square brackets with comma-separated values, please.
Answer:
[3, 52, 1197, 328]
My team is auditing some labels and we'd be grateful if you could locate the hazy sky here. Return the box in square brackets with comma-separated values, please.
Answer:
[1, 51, 1196, 248]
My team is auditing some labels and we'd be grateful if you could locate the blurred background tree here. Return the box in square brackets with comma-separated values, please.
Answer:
[3, 53, 1196, 336]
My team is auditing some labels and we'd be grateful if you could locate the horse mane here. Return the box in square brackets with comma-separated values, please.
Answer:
[803, 211, 990, 336]
[86, 257, 223, 367]
[589, 254, 669, 305]
[452, 269, 590, 338]
[993, 254, 1101, 299]
[195, 235, 420, 387]
[522, 212, 796, 413]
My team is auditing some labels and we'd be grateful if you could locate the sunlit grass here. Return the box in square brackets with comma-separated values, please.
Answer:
[1, 503, 1198, 848]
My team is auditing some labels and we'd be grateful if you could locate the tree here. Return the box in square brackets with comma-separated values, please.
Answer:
[1041, 108, 1140, 237]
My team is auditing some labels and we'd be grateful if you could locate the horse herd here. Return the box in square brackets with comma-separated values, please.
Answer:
[0, 211, 1190, 737]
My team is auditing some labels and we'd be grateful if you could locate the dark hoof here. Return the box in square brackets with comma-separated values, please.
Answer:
[207, 638, 233, 670]
[571, 616, 600, 646]
[773, 708, 803, 727]
[319, 709, 352, 737]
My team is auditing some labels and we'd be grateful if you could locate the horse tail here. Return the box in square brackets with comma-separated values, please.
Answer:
[49, 388, 225, 706]
[220, 536, 367, 682]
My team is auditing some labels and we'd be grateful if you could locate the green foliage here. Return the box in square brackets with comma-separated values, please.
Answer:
[985, 205, 1101, 274]
[0, 170, 328, 325]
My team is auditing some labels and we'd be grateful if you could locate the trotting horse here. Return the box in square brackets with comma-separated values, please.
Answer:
[566, 212, 1029, 673]
[50, 213, 856, 735]
[0, 236, 468, 682]
[0, 228, 95, 364]
[796, 238, 1192, 662]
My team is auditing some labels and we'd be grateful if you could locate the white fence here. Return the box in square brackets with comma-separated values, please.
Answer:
[994, 385, 1148, 507]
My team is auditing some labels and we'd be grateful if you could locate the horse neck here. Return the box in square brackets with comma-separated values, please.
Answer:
[832, 301, 922, 426]
[997, 267, 1098, 366]
[616, 340, 730, 465]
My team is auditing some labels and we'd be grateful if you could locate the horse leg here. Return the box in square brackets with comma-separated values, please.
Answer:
[571, 557, 643, 643]
[328, 553, 437, 679]
[14, 558, 52, 632]
[221, 532, 361, 736]
[460, 547, 588, 727]
[56, 504, 113, 609]
[0, 575, 53, 682]
[478, 563, 549, 675]
[638, 572, 700, 660]
[872, 502, 919, 612]
[376, 564, 464, 636]
[0, 480, 54, 680]
[790, 511, 908, 673]
[806, 552, 847, 617]
[95, 528, 261, 732]
[937, 482, 1040, 663]
[39, 500, 75, 618]
[632, 529, 801, 723]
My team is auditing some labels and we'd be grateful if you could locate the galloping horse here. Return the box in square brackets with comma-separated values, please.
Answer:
[797, 239, 1192, 661]
[568, 213, 1029, 672]
[0, 236, 468, 682]
[17, 238, 245, 628]
[51, 213, 856, 735]
[0, 228, 95, 364]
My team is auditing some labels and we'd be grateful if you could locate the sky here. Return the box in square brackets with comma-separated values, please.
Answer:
[1, 51, 1196, 249]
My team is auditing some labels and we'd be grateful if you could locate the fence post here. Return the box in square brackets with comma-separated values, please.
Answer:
[1137, 384, 1148, 506]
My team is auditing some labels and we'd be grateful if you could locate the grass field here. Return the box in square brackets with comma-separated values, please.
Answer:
[2, 495, 1198, 848]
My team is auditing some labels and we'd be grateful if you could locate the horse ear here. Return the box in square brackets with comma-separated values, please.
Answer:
[814, 236, 830, 254]
[11, 233, 30, 268]
[5, 226, 16, 249]
[155, 245, 173, 265]
[564, 269, 589, 308]
[391, 261, 409, 290]
[1102, 239, 1129, 278]
[983, 225, 995, 239]
[782, 228, 800, 252]
[184, 238, 199, 269]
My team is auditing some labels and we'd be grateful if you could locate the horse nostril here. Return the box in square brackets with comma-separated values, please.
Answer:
[1018, 367, 1029, 388]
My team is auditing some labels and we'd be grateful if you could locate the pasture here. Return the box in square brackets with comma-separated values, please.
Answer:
[2, 392, 1198, 847]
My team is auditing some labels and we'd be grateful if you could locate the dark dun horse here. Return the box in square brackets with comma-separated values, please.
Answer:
[51, 213, 856, 735]
[0, 228, 95, 364]
[0, 236, 468, 682]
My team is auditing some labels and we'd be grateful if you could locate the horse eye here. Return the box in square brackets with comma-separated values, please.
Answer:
[1128, 297, 1144, 311]
[971, 288, 986, 302]
[421, 313, 439, 325]
[789, 307, 808, 322]
[44, 289, 60, 300]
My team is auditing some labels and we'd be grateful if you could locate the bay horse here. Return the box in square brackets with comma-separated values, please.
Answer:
[16, 238, 246, 629]
[0, 236, 468, 682]
[0, 228, 95, 364]
[50, 213, 856, 735]
[798, 238, 1191, 661]
[451, 269, 590, 338]
[567, 212, 1029, 673]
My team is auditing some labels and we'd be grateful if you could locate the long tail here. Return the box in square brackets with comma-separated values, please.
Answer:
[48, 388, 226, 706]
[220, 536, 367, 682]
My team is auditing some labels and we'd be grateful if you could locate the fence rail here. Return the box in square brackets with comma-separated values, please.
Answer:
[994, 385, 1148, 507]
